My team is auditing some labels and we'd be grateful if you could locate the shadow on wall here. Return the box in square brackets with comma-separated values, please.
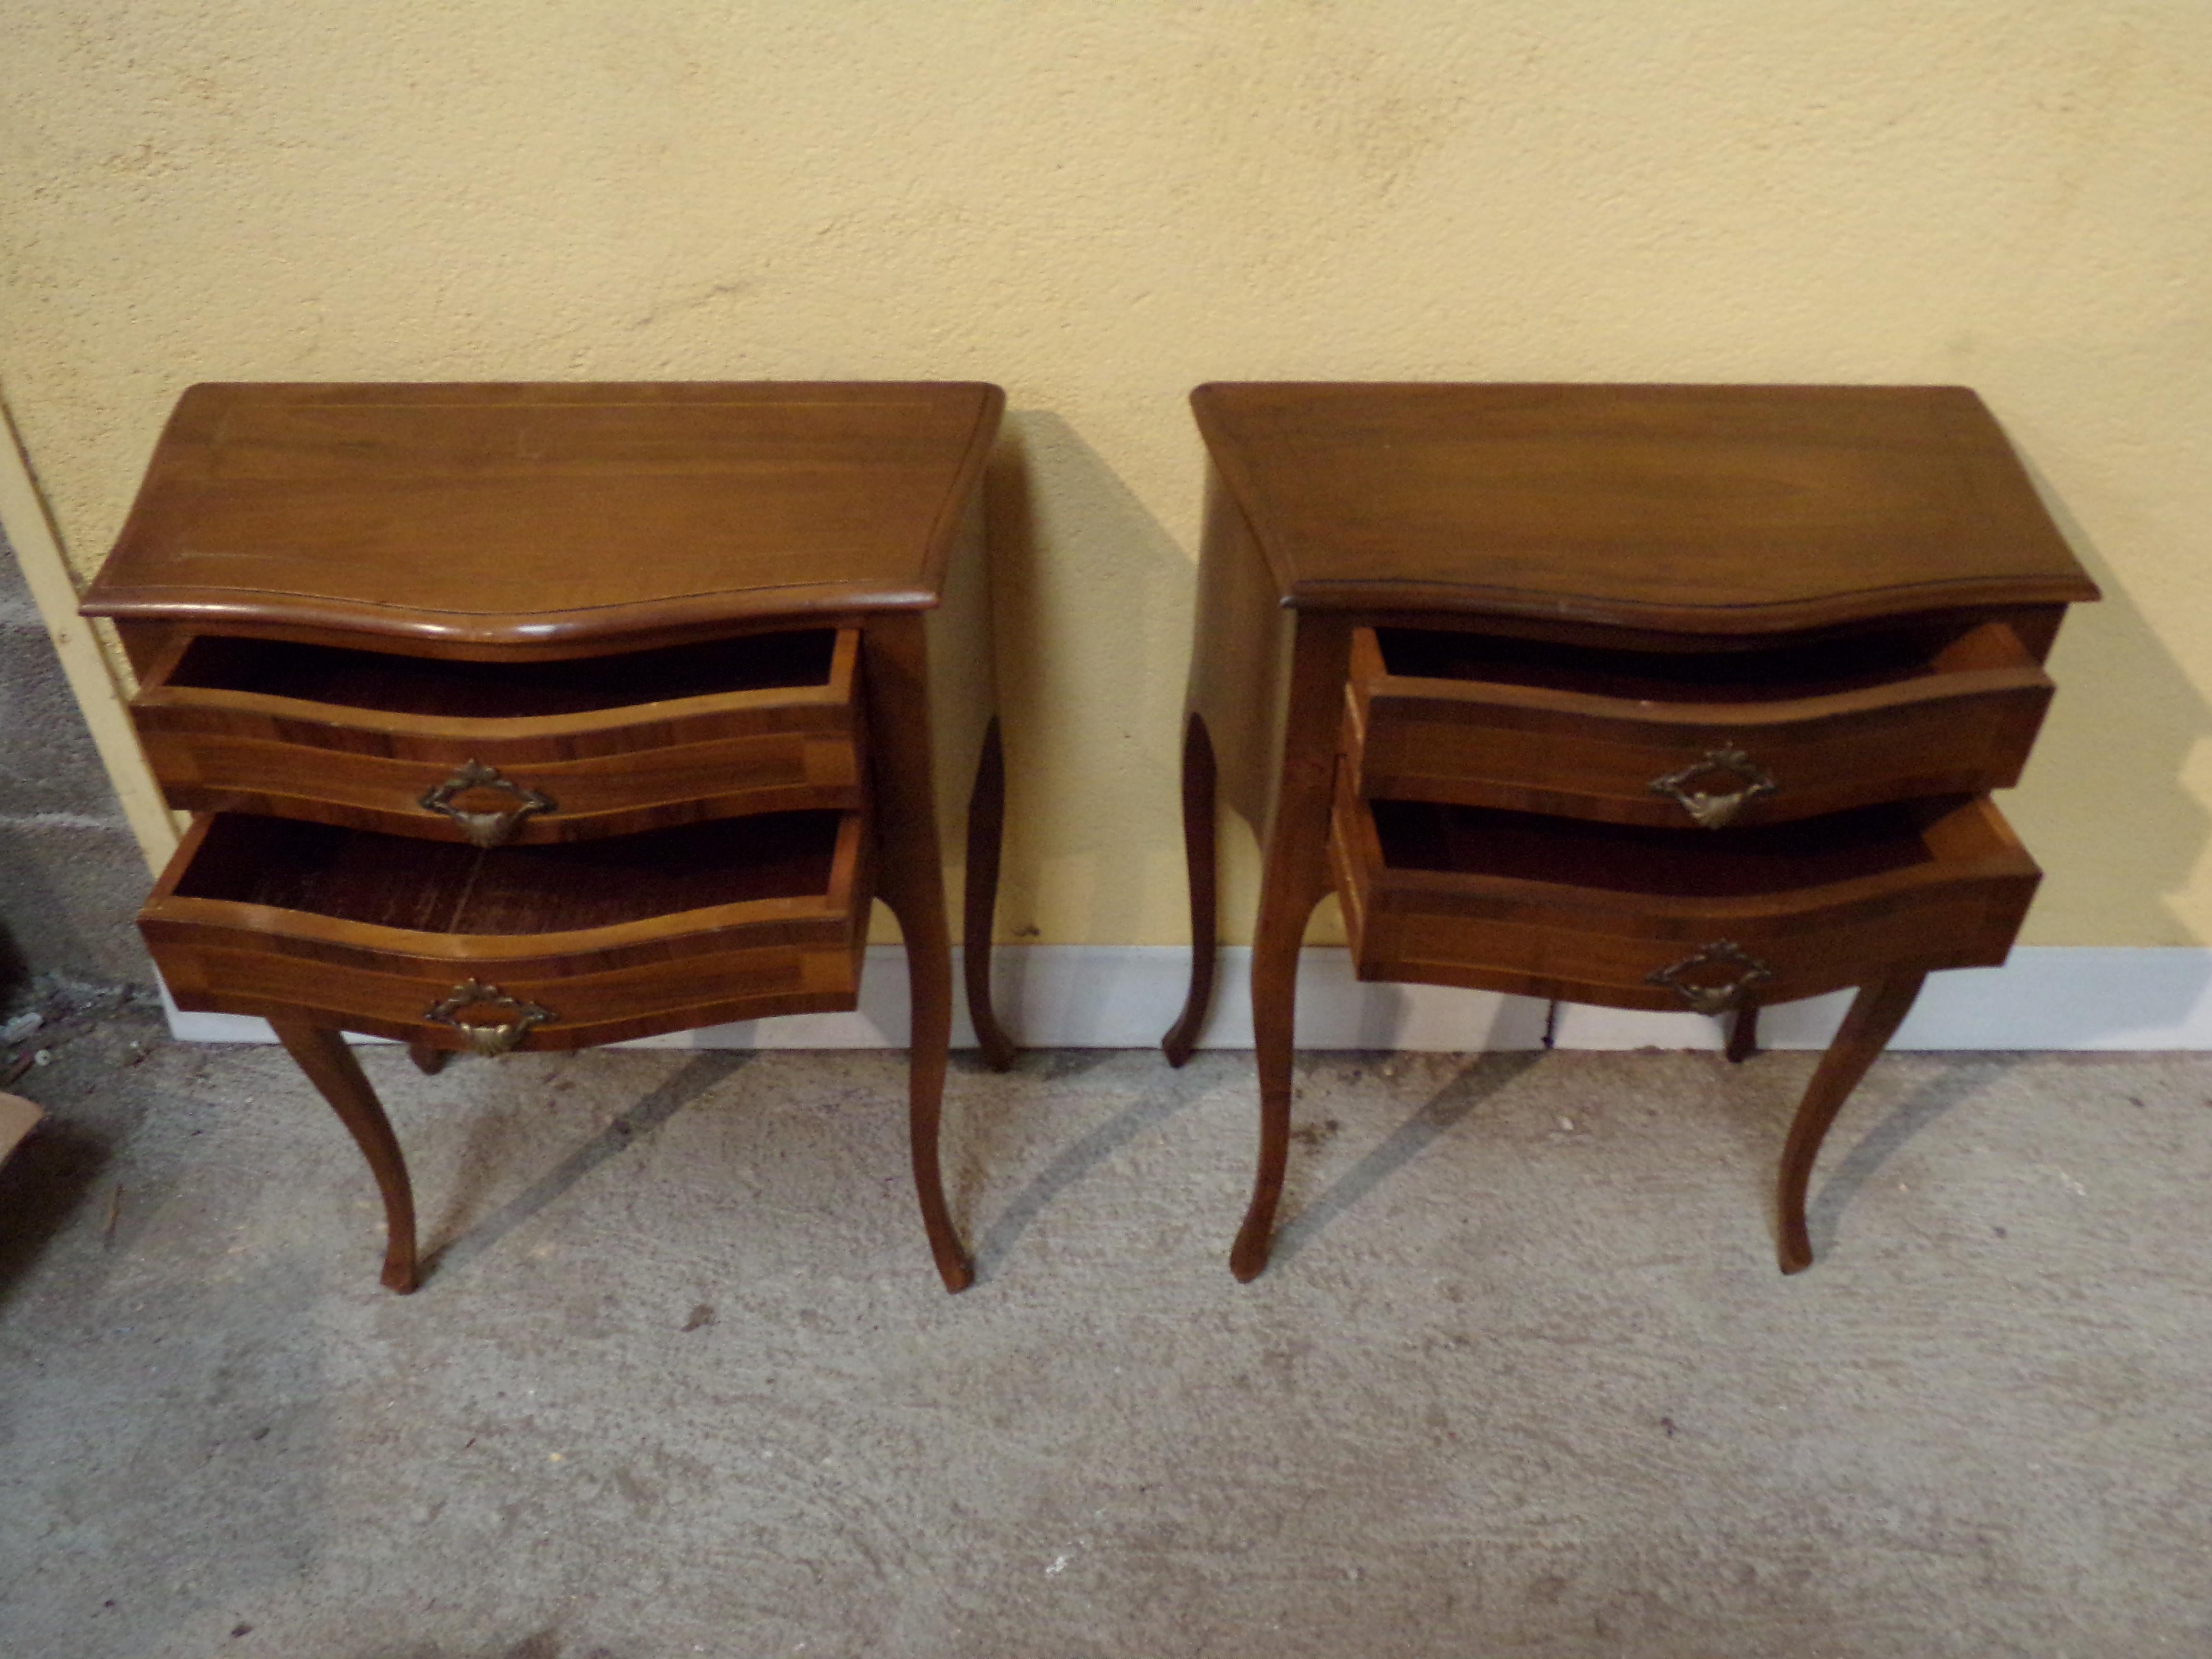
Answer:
[2014, 449, 2212, 974]
[984, 411, 1195, 949]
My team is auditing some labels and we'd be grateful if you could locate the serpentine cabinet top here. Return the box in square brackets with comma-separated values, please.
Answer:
[1190, 382, 2098, 633]
[82, 381, 1005, 649]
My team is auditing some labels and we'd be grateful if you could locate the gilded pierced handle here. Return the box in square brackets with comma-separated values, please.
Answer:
[419, 759, 556, 848]
[1647, 747, 1776, 829]
[423, 980, 553, 1057]
[1646, 940, 1775, 1016]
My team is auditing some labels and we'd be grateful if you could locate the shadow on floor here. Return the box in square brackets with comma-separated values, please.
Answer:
[969, 1066, 1201, 1285]
[1269, 1050, 1546, 1269]
[1803, 1053, 2022, 1259]
[0, 1117, 109, 1307]
[361, 1633, 613, 1659]
[422, 1052, 752, 1286]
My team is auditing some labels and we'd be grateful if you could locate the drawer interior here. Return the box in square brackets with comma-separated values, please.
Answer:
[1370, 621, 2016, 705]
[1367, 797, 1953, 897]
[173, 810, 852, 932]
[160, 628, 843, 717]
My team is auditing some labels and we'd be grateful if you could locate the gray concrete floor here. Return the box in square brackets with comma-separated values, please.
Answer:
[2, 998, 2210, 1658]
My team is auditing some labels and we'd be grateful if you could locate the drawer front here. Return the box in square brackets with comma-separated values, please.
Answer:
[132, 628, 864, 843]
[137, 720, 862, 842]
[1330, 781, 2040, 1013]
[146, 934, 864, 1050]
[1346, 624, 2053, 829]
[139, 810, 872, 1049]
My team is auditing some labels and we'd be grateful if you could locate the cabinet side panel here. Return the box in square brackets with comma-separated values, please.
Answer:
[1187, 461, 1294, 835]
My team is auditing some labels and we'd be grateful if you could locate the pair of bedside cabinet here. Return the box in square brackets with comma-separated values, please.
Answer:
[81, 379, 2094, 1294]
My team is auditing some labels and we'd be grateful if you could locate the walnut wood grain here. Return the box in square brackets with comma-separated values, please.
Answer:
[270, 1017, 420, 1292]
[160, 625, 843, 714]
[1330, 778, 2039, 1012]
[1172, 382, 2094, 1282]
[1192, 383, 2098, 632]
[1726, 1006, 1760, 1065]
[1160, 710, 1218, 1068]
[144, 809, 872, 1049]
[132, 625, 865, 841]
[1347, 620, 2055, 829]
[1776, 973, 1927, 1272]
[863, 609, 975, 1293]
[84, 383, 1006, 649]
[963, 717, 1016, 1072]
[97, 381, 1006, 1292]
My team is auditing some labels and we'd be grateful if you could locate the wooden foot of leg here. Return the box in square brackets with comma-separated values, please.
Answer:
[407, 1041, 450, 1076]
[1775, 974, 1925, 1274]
[1162, 712, 1218, 1068]
[271, 1018, 420, 1293]
[1727, 1004, 1760, 1065]
[906, 990, 973, 1293]
[1229, 1077, 1291, 1283]
[962, 716, 1017, 1073]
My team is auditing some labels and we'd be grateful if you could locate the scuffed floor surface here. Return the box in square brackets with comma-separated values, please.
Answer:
[3, 1001, 2210, 1658]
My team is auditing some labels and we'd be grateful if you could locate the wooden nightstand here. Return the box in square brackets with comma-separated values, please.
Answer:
[84, 381, 1010, 1294]
[1162, 383, 2098, 1280]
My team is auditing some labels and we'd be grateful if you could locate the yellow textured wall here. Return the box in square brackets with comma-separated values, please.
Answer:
[4, 2, 2210, 946]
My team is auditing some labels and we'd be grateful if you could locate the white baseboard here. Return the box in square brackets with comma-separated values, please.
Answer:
[160, 945, 2212, 1051]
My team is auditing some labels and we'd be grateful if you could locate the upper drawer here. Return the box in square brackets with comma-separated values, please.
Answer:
[1344, 620, 2053, 829]
[141, 806, 872, 1051]
[130, 627, 863, 844]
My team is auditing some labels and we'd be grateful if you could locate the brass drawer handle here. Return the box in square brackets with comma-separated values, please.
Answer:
[1647, 940, 1775, 1015]
[424, 980, 553, 1057]
[419, 759, 556, 847]
[1648, 747, 1776, 829]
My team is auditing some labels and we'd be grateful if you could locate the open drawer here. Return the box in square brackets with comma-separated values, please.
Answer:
[130, 626, 864, 844]
[1344, 620, 2053, 829]
[140, 808, 871, 1050]
[1329, 767, 2040, 1013]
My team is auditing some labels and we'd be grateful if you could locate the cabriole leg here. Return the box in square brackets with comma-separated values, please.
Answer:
[1229, 872, 1329, 1283]
[962, 716, 1017, 1072]
[1775, 974, 1926, 1274]
[1727, 1004, 1760, 1065]
[271, 1018, 420, 1293]
[1161, 711, 1219, 1068]
[895, 898, 974, 1293]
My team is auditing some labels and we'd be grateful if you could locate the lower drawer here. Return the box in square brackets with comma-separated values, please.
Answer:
[1329, 772, 2040, 1012]
[140, 809, 872, 1050]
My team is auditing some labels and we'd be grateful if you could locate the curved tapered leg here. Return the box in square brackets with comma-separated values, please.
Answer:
[1161, 711, 1219, 1068]
[1226, 617, 1354, 1281]
[893, 891, 973, 1293]
[962, 716, 1016, 1072]
[407, 1041, 450, 1076]
[862, 613, 974, 1293]
[270, 1019, 420, 1293]
[1775, 973, 1925, 1274]
[879, 814, 973, 1294]
[1229, 873, 1331, 1283]
[1727, 1004, 1760, 1065]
